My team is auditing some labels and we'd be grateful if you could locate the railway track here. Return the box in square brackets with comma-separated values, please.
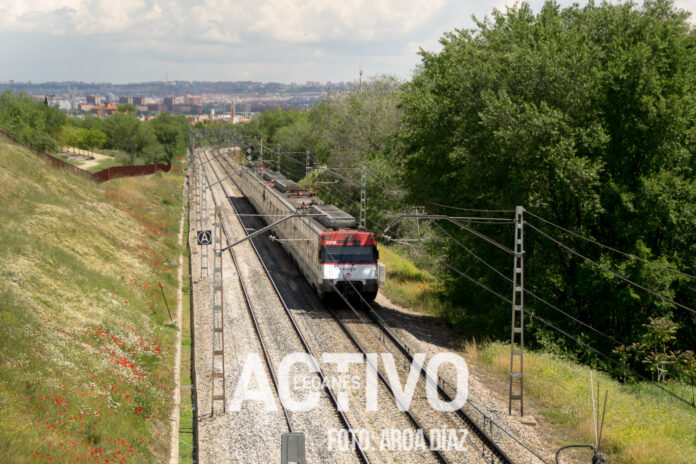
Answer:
[210, 148, 460, 463]
[198, 147, 370, 464]
[202, 145, 546, 463]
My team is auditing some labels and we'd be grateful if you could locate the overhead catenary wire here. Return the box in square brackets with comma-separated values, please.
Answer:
[431, 221, 646, 349]
[524, 308, 694, 407]
[428, 201, 516, 214]
[526, 221, 696, 315]
[431, 213, 696, 399]
[399, 238, 695, 407]
[525, 209, 696, 281]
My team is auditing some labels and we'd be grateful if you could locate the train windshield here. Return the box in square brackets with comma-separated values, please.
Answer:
[322, 246, 376, 264]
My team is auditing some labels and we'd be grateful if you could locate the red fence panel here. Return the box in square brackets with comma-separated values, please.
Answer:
[92, 163, 171, 182]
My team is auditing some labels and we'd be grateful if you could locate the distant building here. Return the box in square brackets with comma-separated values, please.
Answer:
[133, 96, 145, 105]
[86, 95, 101, 105]
[185, 94, 202, 106]
[148, 103, 165, 112]
[163, 96, 175, 111]
[118, 96, 133, 104]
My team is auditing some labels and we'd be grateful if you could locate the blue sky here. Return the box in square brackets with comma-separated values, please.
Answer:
[0, 0, 694, 84]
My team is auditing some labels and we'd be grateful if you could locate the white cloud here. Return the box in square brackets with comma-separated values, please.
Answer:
[0, 0, 450, 43]
[0, 0, 694, 83]
[0, 0, 157, 34]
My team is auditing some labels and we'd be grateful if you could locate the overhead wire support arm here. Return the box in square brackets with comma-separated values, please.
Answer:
[220, 213, 325, 251]
[204, 168, 243, 191]
[382, 214, 516, 254]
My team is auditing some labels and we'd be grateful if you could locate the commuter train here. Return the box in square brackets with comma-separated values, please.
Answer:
[234, 159, 385, 302]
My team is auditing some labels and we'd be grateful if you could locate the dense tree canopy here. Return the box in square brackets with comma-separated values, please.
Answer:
[399, 0, 696, 374]
[150, 113, 189, 163]
[237, 1, 696, 382]
[0, 90, 66, 152]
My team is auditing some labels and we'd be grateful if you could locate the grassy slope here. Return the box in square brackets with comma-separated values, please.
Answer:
[0, 139, 184, 463]
[475, 343, 696, 464]
[379, 245, 696, 464]
[178, 208, 195, 464]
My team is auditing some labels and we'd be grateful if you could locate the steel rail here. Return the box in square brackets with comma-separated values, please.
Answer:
[329, 288, 451, 464]
[216, 150, 495, 464]
[219, 147, 542, 464]
[198, 148, 293, 432]
[359, 295, 517, 464]
[218, 149, 500, 462]
[214, 148, 527, 464]
[202, 147, 372, 464]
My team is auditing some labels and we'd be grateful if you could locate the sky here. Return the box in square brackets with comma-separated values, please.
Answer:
[0, 0, 695, 84]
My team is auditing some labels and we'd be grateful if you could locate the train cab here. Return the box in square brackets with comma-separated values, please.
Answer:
[320, 230, 380, 301]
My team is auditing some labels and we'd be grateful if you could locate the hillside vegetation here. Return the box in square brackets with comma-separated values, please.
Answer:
[0, 138, 184, 463]
[0, 90, 189, 166]
[237, 0, 696, 387]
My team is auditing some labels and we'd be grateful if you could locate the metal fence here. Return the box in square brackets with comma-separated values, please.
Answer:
[92, 163, 171, 182]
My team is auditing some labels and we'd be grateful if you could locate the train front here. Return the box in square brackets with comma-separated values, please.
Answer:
[320, 230, 381, 301]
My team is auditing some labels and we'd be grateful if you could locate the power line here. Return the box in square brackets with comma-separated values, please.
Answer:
[447, 218, 516, 255]
[432, 221, 628, 347]
[526, 222, 696, 315]
[525, 209, 696, 281]
[397, 241, 694, 407]
[524, 309, 694, 407]
[428, 201, 515, 213]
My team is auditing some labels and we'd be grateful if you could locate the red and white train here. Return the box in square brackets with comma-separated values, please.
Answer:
[233, 160, 385, 302]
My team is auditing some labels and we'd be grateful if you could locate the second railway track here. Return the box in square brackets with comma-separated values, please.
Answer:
[199, 147, 369, 464]
[196, 145, 545, 464]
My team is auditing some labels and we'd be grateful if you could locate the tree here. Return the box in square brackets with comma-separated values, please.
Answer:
[0, 90, 66, 152]
[59, 126, 105, 150]
[102, 112, 152, 165]
[399, 0, 696, 360]
[117, 104, 137, 114]
[150, 113, 188, 163]
[83, 129, 106, 150]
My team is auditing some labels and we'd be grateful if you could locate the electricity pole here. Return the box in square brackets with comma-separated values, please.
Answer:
[360, 165, 367, 229]
[509, 206, 525, 416]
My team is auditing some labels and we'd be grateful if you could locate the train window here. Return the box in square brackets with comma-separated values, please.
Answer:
[322, 246, 376, 264]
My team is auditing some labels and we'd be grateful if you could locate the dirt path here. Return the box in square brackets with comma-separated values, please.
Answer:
[168, 178, 187, 464]
[61, 146, 115, 170]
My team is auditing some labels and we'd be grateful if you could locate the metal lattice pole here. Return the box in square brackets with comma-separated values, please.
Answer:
[211, 207, 226, 414]
[509, 205, 525, 416]
[360, 165, 366, 229]
[277, 144, 281, 175]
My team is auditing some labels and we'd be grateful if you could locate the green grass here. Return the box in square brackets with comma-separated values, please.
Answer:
[0, 138, 185, 463]
[178, 200, 195, 464]
[377, 243, 696, 464]
[379, 245, 446, 314]
[473, 342, 696, 464]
